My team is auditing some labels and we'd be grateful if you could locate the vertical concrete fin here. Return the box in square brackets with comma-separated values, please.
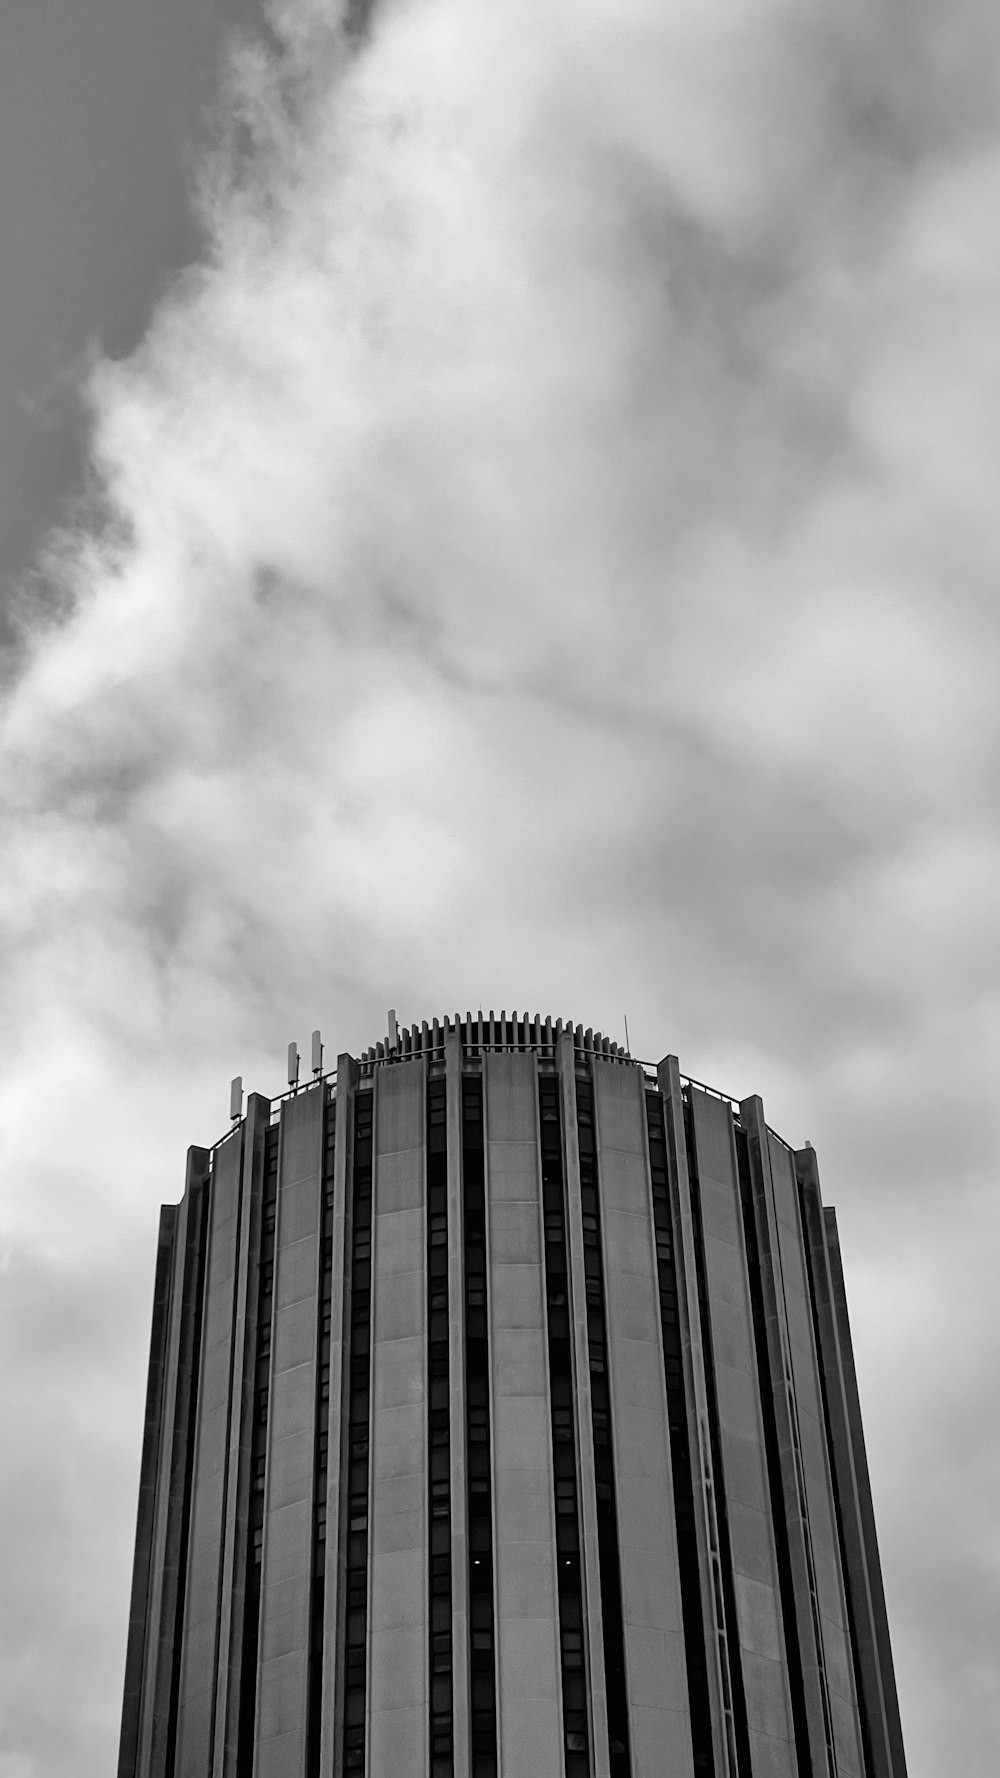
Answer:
[446, 1028, 472, 1778]
[368, 1059, 429, 1778]
[254, 1085, 324, 1776]
[213, 1095, 269, 1776]
[485, 1048, 564, 1777]
[320, 1056, 359, 1778]
[558, 1034, 611, 1778]
[175, 1128, 246, 1777]
[764, 1132, 864, 1777]
[821, 1204, 909, 1778]
[658, 1060, 733, 1778]
[118, 1204, 178, 1778]
[740, 1097, 838, 1778]
[142, 1149, 212, 1778]
[798, 1150, 899, 1778]
[687, 1088, 797, 1775]
[593, 1058, 693, 1778]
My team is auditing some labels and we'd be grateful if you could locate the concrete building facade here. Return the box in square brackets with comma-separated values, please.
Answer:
[118, 1014, 907, 1778]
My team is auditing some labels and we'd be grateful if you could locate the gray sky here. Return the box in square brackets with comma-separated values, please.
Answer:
[1, 2, 999, 1774]
[0, 0, 263, 628]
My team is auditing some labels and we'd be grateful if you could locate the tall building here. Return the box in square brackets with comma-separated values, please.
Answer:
[118, 1014, 907, 1778]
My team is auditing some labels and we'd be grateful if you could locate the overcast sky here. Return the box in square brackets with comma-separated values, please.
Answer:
[1, 1, 998, 1774]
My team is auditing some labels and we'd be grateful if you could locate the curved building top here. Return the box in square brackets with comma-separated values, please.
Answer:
[223, 1008, 770, 1147]
[359, 1010, 631, 1067]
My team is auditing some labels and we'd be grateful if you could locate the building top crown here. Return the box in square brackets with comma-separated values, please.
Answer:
[358, 1010, 629, 1067]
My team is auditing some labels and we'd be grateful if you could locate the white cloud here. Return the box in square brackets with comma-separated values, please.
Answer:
[1, 0, 999, 1770]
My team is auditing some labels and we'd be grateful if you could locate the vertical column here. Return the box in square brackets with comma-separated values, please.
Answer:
[320, 1055, 358, 1778]
[118, 1206, 177, 1778]
[557, 1038, 611, 1778]
[821, 1207, 908, 1778]
[484, 1050, 563, 1777]
[741, 1098, 842, 1777]
[368, 1061, 429, 1776]
[591, 1059, 693, 1778]
[656, 1061, 732, 1778]
[175, 1128, 245, 1775]
[255, 1085, 324, 1774]
[141, 1150, 211, 1778]
[688, 1089, 797, 1774]
[798, 1153, 902, 1778]
[214, 1095, 269, 1774]
[446, 1029, 471, 1778]
[765, 1133, 863, 1777]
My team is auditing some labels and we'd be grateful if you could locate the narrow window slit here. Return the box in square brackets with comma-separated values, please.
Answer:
[539, 1076, 590, 1778]
[342, 1090, 373, 1774]
[427, 1076, 454, 1777]
[235, 1121, 280, 1778]
[645, 1089, 716, 1775]
[575, 1077, 632, 1778]
[463, 1077, 497, 1778]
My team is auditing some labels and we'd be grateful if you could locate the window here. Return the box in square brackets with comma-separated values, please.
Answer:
[539, 1075, 592, 1777]
[646, 1087, 716, 1776]
[464, 1076, 496, 1778]
[341, 1091, 373, 1777]
[576, 1078, 631, 1778]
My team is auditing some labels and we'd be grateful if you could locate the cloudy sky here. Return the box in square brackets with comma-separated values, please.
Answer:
[1, 0, 998, 1772]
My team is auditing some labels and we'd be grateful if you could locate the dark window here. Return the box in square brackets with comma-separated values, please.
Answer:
[645, 1088, 715, 1775]
[341, 1089, 373, 1777]
[235, 1120, 280, 1778]
[463, 1077, 497, 1777]
[684, 1096, 752, 1777]
[538, 1077, 591, 1778]
[305, 1096, 337, 1776]
[576, 1077, 631, 1778]
[425, 1077, 454, 1772]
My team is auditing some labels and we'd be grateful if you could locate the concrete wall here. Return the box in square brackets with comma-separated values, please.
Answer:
[175, 1128, 245, 1776]
[141, 1151, 210, 1778]
[822, 1205, 908, 1778]
[118, 1205, 176, 1778]
[368, 1061, 429, 1778]
[255, 1086, 323, 1777]
[767, 1135, 863, 1778]
[799, 1154, 900, 1778]
[484, 1051, 563, 1778]
[688, 1089, 796, 1777]
[592, 1059, 693, 1778]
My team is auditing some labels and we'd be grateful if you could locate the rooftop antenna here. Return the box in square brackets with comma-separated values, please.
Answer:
[311, 1030, 323, 1076]
[387, 1008, 399, 1052]
[287, 1042, 300, 1091]
[623, 1013, 631, 1058]
[229, 1076, 243, 1122]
